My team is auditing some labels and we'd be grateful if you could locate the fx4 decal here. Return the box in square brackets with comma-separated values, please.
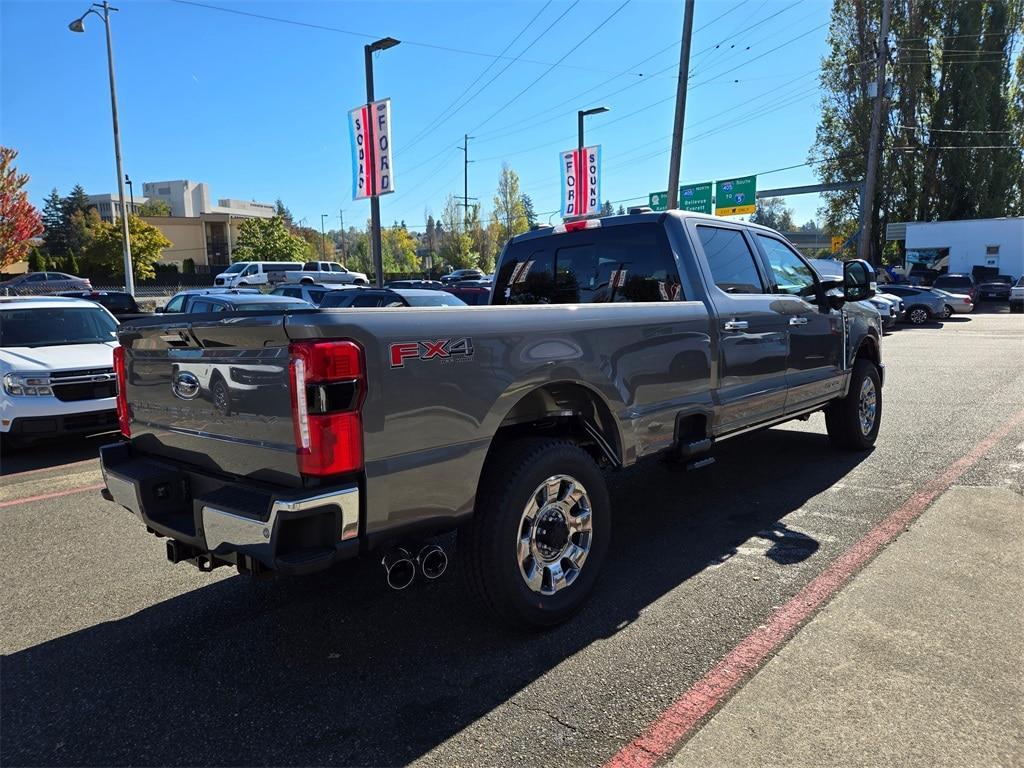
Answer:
[390, 338, 475, 368]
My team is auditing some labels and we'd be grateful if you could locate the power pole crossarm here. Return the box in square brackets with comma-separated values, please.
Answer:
[858, 0, 892, 265]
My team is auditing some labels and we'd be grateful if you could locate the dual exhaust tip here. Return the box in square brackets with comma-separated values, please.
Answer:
[381, 544, 447, 590]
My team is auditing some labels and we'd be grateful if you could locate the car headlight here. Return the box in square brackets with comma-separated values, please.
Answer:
[2, 373, 54, 396]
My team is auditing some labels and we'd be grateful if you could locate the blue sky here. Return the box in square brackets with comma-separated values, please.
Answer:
[2, 0, 834, 232]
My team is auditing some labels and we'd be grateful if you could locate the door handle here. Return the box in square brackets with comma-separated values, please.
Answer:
[789, 316, 809, 326]
[723, 320, 749, 331]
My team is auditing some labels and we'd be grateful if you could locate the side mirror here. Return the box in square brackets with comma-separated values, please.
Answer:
[844, 259, 876, 302]
[154, 305, 165, 313]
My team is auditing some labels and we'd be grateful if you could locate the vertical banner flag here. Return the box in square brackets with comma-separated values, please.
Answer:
[560, 145, 601, 218]
[349, 98, 395, 200]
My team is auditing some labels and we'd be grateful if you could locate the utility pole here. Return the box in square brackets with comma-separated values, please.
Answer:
[460, 134, 475, 228]
[364, 37, 400, 287]
[666, 0, 695, 210]
[320, 214, 328, 260]
[338, 209, 346, 266]
[858, 0, 892, 265]
[577, 107, 608, 216]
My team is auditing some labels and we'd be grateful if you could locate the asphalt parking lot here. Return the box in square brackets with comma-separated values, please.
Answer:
[2, 307, 1022, 767]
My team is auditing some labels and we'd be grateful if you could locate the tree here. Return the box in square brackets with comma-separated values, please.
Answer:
[232, 215, 309, 263]
[41, 188, 66, 257]
[493, 164, 529, 243]
[599, 200, 615, 217]
[0, 147, 44, 268]
[617, 204, 626, 215]
[521, 193, 537, 227]
[814, 0, 1023, 260]
[27, 247, 45, 272]
[137, 199, 171, 216]
[82, 215, 171, 280]
[274, 199, 294, 225]
[439, 194, 474, 269]
[750, 197, 796, 231]
[381, 223, 418, 273]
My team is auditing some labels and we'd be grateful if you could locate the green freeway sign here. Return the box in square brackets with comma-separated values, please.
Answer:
[649, 182, 713, 214]
[679, 182, 712, 214]
[715, 175, 757, 216]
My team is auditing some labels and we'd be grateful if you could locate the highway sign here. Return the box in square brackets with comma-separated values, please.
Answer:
[649, 183, 713, 214]
[715, 175, 756, 216]
[679, 182, 713, 214]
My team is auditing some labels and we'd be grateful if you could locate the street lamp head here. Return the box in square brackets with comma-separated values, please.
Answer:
[581, 106, 610, 117]
[369, 36, 401, 53]
[68, 16, 86, 32]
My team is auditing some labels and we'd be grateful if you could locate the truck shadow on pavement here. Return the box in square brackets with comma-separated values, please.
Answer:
[1, 428, 868, 767]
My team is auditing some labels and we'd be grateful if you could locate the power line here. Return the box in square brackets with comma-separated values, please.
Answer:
[169, 0, 644, 76]
[467, 0, 633, 134]
[399, 1, 559, 155]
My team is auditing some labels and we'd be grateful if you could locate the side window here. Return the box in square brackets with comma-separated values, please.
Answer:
[190, 300, 213, 313]
[330, 264, 345, 273]
[241, 265, 257, 276]
[757, 235, 816, 298]
[308, 289, 326, 303]
[282, 287, 301, 298]
[165, 295, 185, 312]
[27, 273, 47, 282]
[351, 294, 382, 308]
[496, 247, 555, 305]
[697, 226, 764, 294]
[212, 302, 228, 312]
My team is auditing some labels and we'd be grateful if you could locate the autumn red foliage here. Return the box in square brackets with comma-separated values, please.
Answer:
[1, 146, 44, 269]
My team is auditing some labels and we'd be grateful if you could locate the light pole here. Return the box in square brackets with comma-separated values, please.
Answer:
[667, 0, 695, 210]
[320, 214, 329, 260]
[69, 2, 134, 295]
[577, 107, 608, 217]
[364, 36, 400, 287]
[338, 209, 347, 266]
[125, 174, 134, 214]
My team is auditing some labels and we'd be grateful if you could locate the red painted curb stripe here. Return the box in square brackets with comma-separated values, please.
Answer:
[605, 408, 1024, 768]
[0, 484, 104, 509]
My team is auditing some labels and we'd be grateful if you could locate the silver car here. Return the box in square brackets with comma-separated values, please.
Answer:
[880, 285, 946, 325]
[0, 271, 92, 295]
[929, 288, 974, 318]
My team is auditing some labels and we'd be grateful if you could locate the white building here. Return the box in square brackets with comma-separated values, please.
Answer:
[904, 218, 1024, 280]
[85, 193, 148, 221]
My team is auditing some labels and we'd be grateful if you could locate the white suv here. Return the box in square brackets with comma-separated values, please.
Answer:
[0, 297, 120, 444]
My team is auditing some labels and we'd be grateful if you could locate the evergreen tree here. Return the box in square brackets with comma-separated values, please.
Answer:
[274, 199, 294, 225]
[599, 200, 614, 217]
[27, 247, 45, 272]
[41, 188, 66, 258]
[521, 193, 537, 227]
[617, 205, 626, 215]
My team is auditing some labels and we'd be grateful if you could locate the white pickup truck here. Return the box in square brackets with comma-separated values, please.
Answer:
[285, 261, 369, 285]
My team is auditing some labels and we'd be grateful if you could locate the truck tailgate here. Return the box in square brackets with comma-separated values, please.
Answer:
[118, 313, 302, 487]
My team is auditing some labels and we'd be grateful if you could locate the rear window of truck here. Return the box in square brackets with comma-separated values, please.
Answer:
[493, 223, 681, 304]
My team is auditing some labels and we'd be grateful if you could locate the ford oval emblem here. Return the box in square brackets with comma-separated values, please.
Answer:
[171, 371, 201, 401]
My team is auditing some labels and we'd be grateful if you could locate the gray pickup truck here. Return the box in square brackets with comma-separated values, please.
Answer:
[100, 211, 883, 627]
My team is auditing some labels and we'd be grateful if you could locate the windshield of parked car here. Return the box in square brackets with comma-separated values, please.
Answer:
[0, 306, 118, 347]
[222, 263, 248, 274]
[404, 293, 466, 307]
[1016, 276, 1024, 287]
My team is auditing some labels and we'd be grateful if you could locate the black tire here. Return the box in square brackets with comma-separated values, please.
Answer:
[825, 358, 881, 450]
[354, 278, 368, 285]
[300, 277, 314, 285]
[943, 304, 953, 319]
[238, 282, 250, 287]
[460, 438, 611, 629]
[210, 376, 232, 416]
[906, 305, 930, 325]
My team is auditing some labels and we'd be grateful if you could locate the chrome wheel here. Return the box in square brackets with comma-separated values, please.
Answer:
[943, 305, 953, 319]
[517, 474, 593, 595]
[910, 307, 928, 325]
[858, 377, 877, 436]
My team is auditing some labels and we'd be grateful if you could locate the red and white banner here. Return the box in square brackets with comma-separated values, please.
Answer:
[349, 98, 395, 199]
[560, 145, 601, 218]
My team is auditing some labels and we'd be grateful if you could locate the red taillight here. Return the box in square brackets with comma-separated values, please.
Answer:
[289, 340, 364, 476]
[112, 345, 131, 437]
